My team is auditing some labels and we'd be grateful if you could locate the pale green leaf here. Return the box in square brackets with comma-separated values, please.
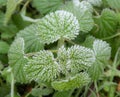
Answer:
[31, 87, 53, 96]
[88, 60, 104, 81]
[52, 72, 90, 91]
[85, 0, 102, 7]
[92, 8, 117, 38]
[17, 24, 44, 53]
[58, 45, 95, 74]
[73, 0, 93, 12]
[106, 0, 120, 9]
[88, 39, 111, 80]
[4, 0, 23, 25]
[82, 35, 96, 48]
[8, 38, 28, 83]
[62, 1, 94, 33]
[67, 45, 95, 72]
[0, 41, 9, 54]
[93, 39, 111, 61]
[32, 0, 63, 15]
[24, 50, 60, 82]
[80, 1, 93, 13]
[17, 10, 80, 47]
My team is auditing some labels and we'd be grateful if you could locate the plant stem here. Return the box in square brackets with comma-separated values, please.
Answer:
[108, 48, 120, 97]
[102, 33, 120, 40]
[75, 88, 82, 97]
[65, 39, 76, 45]
[11, 72, 14, 97]
[94, 81, 99, 97]
[57, 38, 65, 49]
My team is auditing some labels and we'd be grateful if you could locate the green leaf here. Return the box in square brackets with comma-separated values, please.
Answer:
[58, 45, 95, 73]
[0, 41, 9, 54]
[0, 0, 7, 7]
[17, 10, 80, 48]
[24, 50, 60, 82]
[80, 1, 93, 13]
[62, 1, 94, 33]
[52, 72, 90, 91]
[0, 84, 10, 97]
[17, 24, 44, 53]
[0, 11, 18, 39]
[4, 0, 23, 25]
[85, 0, 102, 7]
[31, 87, 53, 96]
[32, 0, 63, 15]
[92, 8, 117, 38]
[53, 91, 71, 97]
[68, 45, 95, 72]
[88, 60, 104, 81]
[82, 35, 96, 48]
[12, 14, 31, 30]
[88, 39, 111, 80]
[106, 0, 120, 9]
[93, 39, 111, 61]
[8, 38, 28, 83]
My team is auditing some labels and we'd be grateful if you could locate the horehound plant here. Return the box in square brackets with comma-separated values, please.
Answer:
[7, 1, 111, 97]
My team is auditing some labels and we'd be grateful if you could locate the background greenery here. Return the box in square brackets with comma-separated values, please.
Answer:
[0, 0, 120, 97]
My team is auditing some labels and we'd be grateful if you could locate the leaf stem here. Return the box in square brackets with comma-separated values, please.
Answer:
[94, 81, 99, 97]
[65, 39, 76, 45]
[102, 33, 120, 40]
[11, 71, 14, 97]
[75, 88, 82, 97]
[57, 38, 65, 49]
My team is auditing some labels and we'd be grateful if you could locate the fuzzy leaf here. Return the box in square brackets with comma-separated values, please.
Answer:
[8, 38, 28, 83]
[80, 1, 93, 13]
[92, 8, 117, 38]
[62, 1, 94, 33]
[57, 46, 68, 74]
[4, 0, 23, 25]
[106, 0, 120, 9]
[17, 10, 79, 47]
[0, 41, 9, 54]
[93, 39, 111, 61]
[32, 0, 63, 15]
[58, 45, 95, 73]
[24, 50, 60, 82]
[88, 39, 111, 80]
[67, 45, 95, 72]
[52, 72, 90, 91]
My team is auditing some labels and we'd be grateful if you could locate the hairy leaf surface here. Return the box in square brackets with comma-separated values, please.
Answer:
[62, 1, 94, 32]
[58, 45, 95, 73]
[24, 51, 60, 82]
[17, 10, 79, 48]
